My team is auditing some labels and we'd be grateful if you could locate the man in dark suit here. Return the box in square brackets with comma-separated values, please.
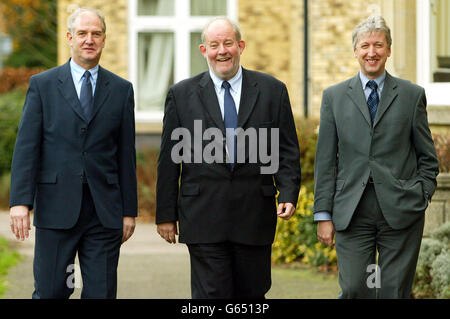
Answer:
[314, 16, 439, 298]
[9, 7, 137, 299]
[156, 17, 301, 298]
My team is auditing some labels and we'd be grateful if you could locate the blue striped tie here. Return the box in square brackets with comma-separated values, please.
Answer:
[80, 71, 93, 121]
[222, 81, 237, 169]
[366, 80, 379, 125]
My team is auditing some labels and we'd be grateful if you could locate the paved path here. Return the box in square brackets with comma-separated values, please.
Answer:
[0, 211, 191, 298]
[0, 211, 339, 299]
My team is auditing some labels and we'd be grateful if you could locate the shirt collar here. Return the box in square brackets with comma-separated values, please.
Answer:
[70, 58, 99, 85]
[359, 70, 386, 89]
[209, 65, 242, 93]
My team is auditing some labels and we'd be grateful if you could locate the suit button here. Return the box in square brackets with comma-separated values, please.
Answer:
[80, 174, 83, 179]
[82, 152, 87, 156]
[369, 156, 374, 160]
[81, 128, 86, 132]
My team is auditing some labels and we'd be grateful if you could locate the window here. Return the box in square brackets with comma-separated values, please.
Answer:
[128, 0, 238, 122]
[417, 0, 450, 105]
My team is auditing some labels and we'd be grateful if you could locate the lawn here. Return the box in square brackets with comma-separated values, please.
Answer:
[0, 236, 21, 298]
[267, 264, 340, 299]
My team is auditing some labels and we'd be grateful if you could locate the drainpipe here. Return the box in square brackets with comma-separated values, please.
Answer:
[304, 0, 309, 118]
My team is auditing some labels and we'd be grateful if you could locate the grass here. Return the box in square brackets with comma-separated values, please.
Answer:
[0, 236, 21, 298]
[267, 263, 340, 299]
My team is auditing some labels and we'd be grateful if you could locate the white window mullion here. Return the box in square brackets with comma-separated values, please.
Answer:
[417, 0, 450, 105]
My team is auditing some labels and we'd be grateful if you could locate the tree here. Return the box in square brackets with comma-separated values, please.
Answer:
[0, 0, 57, 68]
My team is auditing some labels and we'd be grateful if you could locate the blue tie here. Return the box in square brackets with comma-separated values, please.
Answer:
[222, 81, 237, 169]
[367, 80, 379, 125]
[80, 71, 93, 121]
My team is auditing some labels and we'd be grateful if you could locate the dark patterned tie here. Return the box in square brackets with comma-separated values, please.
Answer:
[222, 81, 237, 169]
[80, 71, 93, 121]
[366, 80, 379, 125]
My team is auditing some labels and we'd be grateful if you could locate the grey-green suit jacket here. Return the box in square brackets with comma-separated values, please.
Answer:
[314, 72, 439, 231]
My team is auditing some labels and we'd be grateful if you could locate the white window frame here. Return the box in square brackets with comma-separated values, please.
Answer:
[416, 0, 450, 106]
[128, 0, 238, 122]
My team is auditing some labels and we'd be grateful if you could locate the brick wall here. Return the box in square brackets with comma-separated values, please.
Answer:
[58, 0, 129, 79]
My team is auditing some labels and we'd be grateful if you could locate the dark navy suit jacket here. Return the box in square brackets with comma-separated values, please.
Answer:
[10, 60, 138, 229]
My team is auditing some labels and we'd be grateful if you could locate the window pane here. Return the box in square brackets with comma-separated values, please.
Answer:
[431, 0, 450, 82]
[190, 32, 208, 76]
[138, 0, 174, 16]
[138, 32, 174, 111]
[190, 0, 227, 16]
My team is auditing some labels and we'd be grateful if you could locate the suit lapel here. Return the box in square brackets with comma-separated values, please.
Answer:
[237, 68, 259, 128]
[198, 72, 225, 133]
[347, 74, 372, 127]
[57, 61, 86, 122]
[373, 72, 398, 128]
[89, 66, 111, 125]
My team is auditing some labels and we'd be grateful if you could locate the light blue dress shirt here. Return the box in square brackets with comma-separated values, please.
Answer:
[70, 58, 99, 99]
[314, 71, 386, 222]
[209, 66, 242, 119]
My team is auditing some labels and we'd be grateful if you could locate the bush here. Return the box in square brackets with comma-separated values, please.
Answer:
[432, 133, 450, 173]
[413, 222, 450, 298]
[295, 117, 319, 192]
[0, 67, 43, 94]
[0, 90, 25, 177]
[136, 148, 159, 221]
[272, 186, 337, 269]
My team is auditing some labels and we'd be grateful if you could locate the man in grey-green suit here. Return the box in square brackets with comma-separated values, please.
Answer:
[314, 16, 439, 298]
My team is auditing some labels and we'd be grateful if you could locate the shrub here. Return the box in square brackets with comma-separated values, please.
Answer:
[295, 117, 319, 192]
[413, 222, 450, 298]
[136, 148, 159, 221]
[272, 186, 337, 269]
[0, 90, 25, 177]
[432, 133, 450, 173]
[0, 173, 10, 210]
[430, 251, 450, 298]
[0, 67, 43, 93]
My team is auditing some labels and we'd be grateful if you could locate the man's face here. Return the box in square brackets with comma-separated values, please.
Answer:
[354, 31, 391, 79]
[199, 20, 245, 81]
[67, 12, 106, 70]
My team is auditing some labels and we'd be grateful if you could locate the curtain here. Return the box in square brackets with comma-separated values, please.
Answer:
[138, 0, 174, 16]
[190, 32, 208, 76]
[138, 33, 174, 111]
[138, 0, 174, 111]
[190, 0, 227, 16]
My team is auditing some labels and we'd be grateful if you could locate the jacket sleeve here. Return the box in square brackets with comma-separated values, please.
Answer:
[313, 89, 338, 214]
[411, 88, 439, 201]
[274, 84, 301, 207]
[118, 83, 138, 217]
[155, 88, 181, 224]
[9, 76, 43, 209]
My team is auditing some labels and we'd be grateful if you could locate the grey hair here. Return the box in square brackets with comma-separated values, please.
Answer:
[352, 15, 391, 49]
[201, 16, 242, 43]
[67, 7, 106, 34]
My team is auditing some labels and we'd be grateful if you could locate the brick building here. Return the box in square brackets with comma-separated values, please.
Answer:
[57, 0, 450, 135]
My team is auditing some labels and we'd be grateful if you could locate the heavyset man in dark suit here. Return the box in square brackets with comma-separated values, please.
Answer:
[9, 7, 137, 298]
[156, 17, 301, 298]
[314, 16, 439, 298]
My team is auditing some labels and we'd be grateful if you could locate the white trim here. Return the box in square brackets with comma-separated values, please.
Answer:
[416, 0, 450, 105]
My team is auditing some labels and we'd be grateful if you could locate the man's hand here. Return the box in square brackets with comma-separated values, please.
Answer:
[10, 205, 31, 241]
[317, 220, 335, 246]
[157, 221, 178, 244]
[277, 202, 296, 220]
[122, 216, 136, 244]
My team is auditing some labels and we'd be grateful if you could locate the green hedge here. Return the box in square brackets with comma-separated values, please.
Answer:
[0, 90, 25, 177]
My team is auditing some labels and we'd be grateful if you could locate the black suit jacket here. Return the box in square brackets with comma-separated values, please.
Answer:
[156, 68, 301, 245]
[10, 60, 138, 229]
